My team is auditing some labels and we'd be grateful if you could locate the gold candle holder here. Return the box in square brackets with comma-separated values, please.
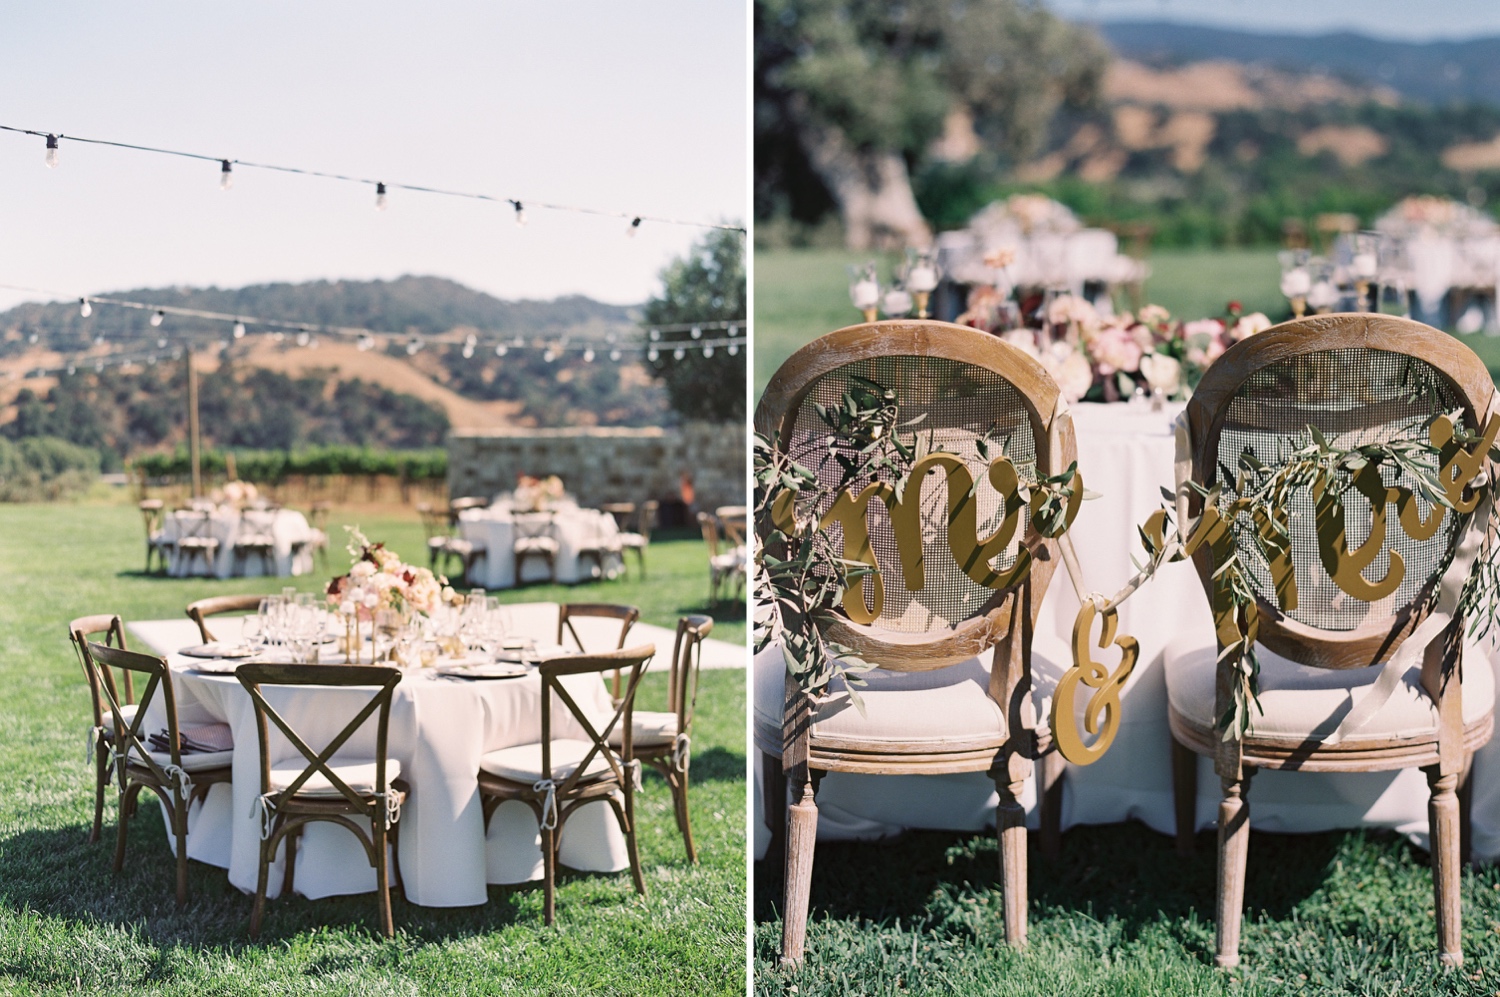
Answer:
[1291, 296, 1306, 319]
[914, 291, 931, 319]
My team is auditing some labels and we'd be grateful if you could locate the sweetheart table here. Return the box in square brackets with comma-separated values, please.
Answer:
[129, 606, 631, 907]
[753, 401, 1500, 862]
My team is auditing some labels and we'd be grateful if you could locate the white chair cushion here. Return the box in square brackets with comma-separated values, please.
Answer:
[753, 633, 1071, 749]
[607, 711, 679, 747]
[268, 757, 402, 797]
[617, 532, 647, 549]
[479, 738, 613, 783]
[1165, 639, 1495, 742]
[130, 747, 235, 773]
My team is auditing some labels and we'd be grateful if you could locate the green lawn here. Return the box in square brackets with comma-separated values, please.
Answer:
[752, 246, 1500, 393]
[0, 500, 745, 996]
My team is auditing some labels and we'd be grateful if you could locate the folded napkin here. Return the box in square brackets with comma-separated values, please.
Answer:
[147, 722, 234, 755]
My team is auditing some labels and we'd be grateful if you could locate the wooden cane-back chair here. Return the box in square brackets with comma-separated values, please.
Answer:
[187, 594, 265, 643]
[476, 645, 655, 925]
[1166, 314, 1498, 968]
[68, 615, 133, 843]
[86, 642, 233, 905]
[754, 320, 1080, 964]
[234, 664, 408, 938]
[557, 603, 640, 702]
[610, 615, 714, 861]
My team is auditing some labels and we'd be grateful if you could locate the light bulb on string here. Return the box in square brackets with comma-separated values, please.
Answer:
[647, 347, 659, 362]
[649, 329, 660, 341]
[95, 361, 105, 373]
[673, 347, 686, 361]
[375, 182, 388, 211]
[511, 200, 526, 227]
[44, 134, 59, 168]
[157, 337, 168, 349]
[703, 345, 714, 358]
[609, 349, 621, 362]
[272, 331, 285, 343]
[728, 343, 739, 356]
[150, 310, 165, 327]
[627, 217, 641, 237]
[583, 348, 595, 362]
[233, 321, 246, 339]
[79, 298, 92, 318]
[462, 343, 475, 359]
[513, 335, 524, 348]
[295, 331, 310, 348]
[494, 344, 508, 357]
[690, 326, 702, 340]
[219, 160, 233, 191]
[406, 337, 421, 355]
[543, 349, 556, 363]
[727, 323, 737, 338]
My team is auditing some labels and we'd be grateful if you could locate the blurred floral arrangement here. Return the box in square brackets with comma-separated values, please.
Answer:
[217, 480, 260, 508]
[513, 474, 566, 512]
[955, 291, 1271, 404]
[326, 526, 449, 618]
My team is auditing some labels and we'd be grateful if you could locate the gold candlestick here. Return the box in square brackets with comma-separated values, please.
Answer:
[914, 291, 931, 319]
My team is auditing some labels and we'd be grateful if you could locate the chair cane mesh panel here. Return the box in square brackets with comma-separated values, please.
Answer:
[1213, 347, 1462, 632]
[788, 355, 1038, 634]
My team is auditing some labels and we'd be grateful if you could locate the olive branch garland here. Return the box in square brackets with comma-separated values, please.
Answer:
[753, 374, 1083, 713]
[1127, 413, 1500, 739]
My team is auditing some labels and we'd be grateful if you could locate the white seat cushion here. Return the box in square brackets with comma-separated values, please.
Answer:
[105, 703, 140, 725]
[268, 757, 402, 797]
[1165, 639, 1495, 742]
[479, 738, 613, 783]
[617, 532, 647, 549]
[129, 747, 235, 773]
[753, 634, 1070, 750]
[607, 711, 679, 748]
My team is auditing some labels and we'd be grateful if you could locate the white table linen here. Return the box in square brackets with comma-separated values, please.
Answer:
[161, 507, 314, 579]
[459, 504, 622, 588]
[753, 401, 1500, 862]
[130, 604, 631, 907]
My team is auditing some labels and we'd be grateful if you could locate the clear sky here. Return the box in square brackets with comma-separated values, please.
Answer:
[1046, 0, 1500, 42]
[0, 3, 748, 312]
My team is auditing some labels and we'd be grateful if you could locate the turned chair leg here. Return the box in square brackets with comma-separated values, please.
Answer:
[762, 750, 787, 870]
[780, 768, 819, 968]
[996, 774, 1029, 948]
[1215, 770, 1254, 969]
[1037, 751, 1065, 861]
[1172, 737, 1198, 856]
[1426, 764, 1463, 967]
[1458, 752, 1475, 868]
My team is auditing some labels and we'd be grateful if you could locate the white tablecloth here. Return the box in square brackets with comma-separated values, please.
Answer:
[459, 505, 622, 588]
[753, 401, 1500, 861]
[161, 507, 314, 579]
[129, 604, 631, 907]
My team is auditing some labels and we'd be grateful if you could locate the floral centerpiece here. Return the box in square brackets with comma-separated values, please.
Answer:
[326, 528, 451, 660]
[513, 474, 566, 512]
[957, 292, 1271, 404]
[217, 480, 260, 508]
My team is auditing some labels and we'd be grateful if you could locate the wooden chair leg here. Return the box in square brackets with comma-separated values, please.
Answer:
[1172, 737, 1199, 856]
[624, 785, 648, 896]
[1215, 771, 1253, 969]
[1037, 751, 1065, 861]
[281, 825, 299, 899]
[541, 824, 557, 926]
[391, 819, 405, 895]
[373, 824, 394, 938]
[251, 834, 272, 939]
[780, 769, 819, 968]
[90, 742, 109, 844]
[174, 794, 189, 907]
[762, 750, 787, 870]
[113, 785, 133, 873]
[674, 764, 698, 864]
[1426, 765, 1463, 967]
[996, 773, 1029, 948]
[1458, 752, 1475, 868]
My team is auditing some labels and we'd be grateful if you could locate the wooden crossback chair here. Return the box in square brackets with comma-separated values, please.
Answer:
[307, 500, 332, 567]
[235, 664, 408, 938]
[610, 615, 714, 862]
[1166, 314, 1499, 968]
[697, 512, 745, 608]
[615, 500, 658, 579]
[68, 615, 134, 843]
[231, 509, 278, 577]
[87, 642, 233, 905]
[513, 511, 560, 584]
[139, 499, 172, 574]
[755, 320, 1081, 965]
[477, 645, 654, 925]
[174, 509, 221, 576]
[557, 602, 640, 702]
[417, 502, 455, 572]
[187, 594, 265, 644]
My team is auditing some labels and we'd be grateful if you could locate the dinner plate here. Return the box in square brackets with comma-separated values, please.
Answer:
[179, 642, 258, 660]
[187, 658, 245, 674]
[433, 661, 531, 680]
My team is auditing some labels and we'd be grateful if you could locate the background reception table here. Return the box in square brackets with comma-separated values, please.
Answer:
[160, 507, 314, 579]
[131, 605, 630, 907]
[458, 503, 622, 589]
[754, 401, 1500, 862]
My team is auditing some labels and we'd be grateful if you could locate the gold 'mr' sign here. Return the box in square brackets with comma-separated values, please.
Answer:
[772, 450, 1083, 624]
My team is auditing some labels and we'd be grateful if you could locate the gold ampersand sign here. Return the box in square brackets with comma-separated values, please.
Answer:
[1051, 598, 1138, 766]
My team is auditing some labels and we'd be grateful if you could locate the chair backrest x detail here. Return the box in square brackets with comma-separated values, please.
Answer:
[69, 614, 133, 724]
[86, 642, 184, 793]
[538, 645, 655, 800]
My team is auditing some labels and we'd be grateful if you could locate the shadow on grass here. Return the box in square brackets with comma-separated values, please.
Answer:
[754, 819, 1359, 959]
[0, 822, 640, 950]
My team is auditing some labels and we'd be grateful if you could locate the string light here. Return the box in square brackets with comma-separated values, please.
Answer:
[0, 123, 744, 234]
[494, 344, 507, 357]
[543, 349, 557, 363]
[647, 347, 659, 362]
[728, 343, 738, 356]
[703, 345, 713, 357]
[609, 349, 621, 362]
[150, 310, 165, 327]
[673, 347, 685, 360]
[690, 325, 702, 339]
[219, 159, 233, 191]
[649, 329, 660, 341]
[78, 298, 92, 318]
[375, 182, 388, 211]
[233, 321, 246, 339]
[511, 200, 526, 227]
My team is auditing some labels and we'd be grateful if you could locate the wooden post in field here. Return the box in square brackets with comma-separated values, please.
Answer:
[186, 348, 202, 498]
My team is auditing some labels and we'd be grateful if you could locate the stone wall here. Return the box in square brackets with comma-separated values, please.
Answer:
[447, 421, 746, 516]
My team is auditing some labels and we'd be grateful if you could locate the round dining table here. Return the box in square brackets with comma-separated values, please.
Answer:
[459, 502, 623, 589]
[130, 607, 631, 907]
[160, 506, 315, 579]
[753, 400, 1500, 863]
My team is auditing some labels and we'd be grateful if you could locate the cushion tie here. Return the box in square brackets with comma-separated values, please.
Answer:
[626, 758, 643, 791]
[250, 793, 278, 840]
[377, 790, 402, 831]
[160, 763, 194, 799]
[85, 725, 107, 766]
[533, 779, 559, 830]
[671, 733, 691, 772]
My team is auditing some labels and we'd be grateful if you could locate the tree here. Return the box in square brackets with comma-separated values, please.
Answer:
[642, 229, 747, 423]
[756, 0, 1108, 249]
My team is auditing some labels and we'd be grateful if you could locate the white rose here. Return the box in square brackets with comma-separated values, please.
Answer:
[1139, 353, 1183, 396]
[350, 561, 376, 581]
